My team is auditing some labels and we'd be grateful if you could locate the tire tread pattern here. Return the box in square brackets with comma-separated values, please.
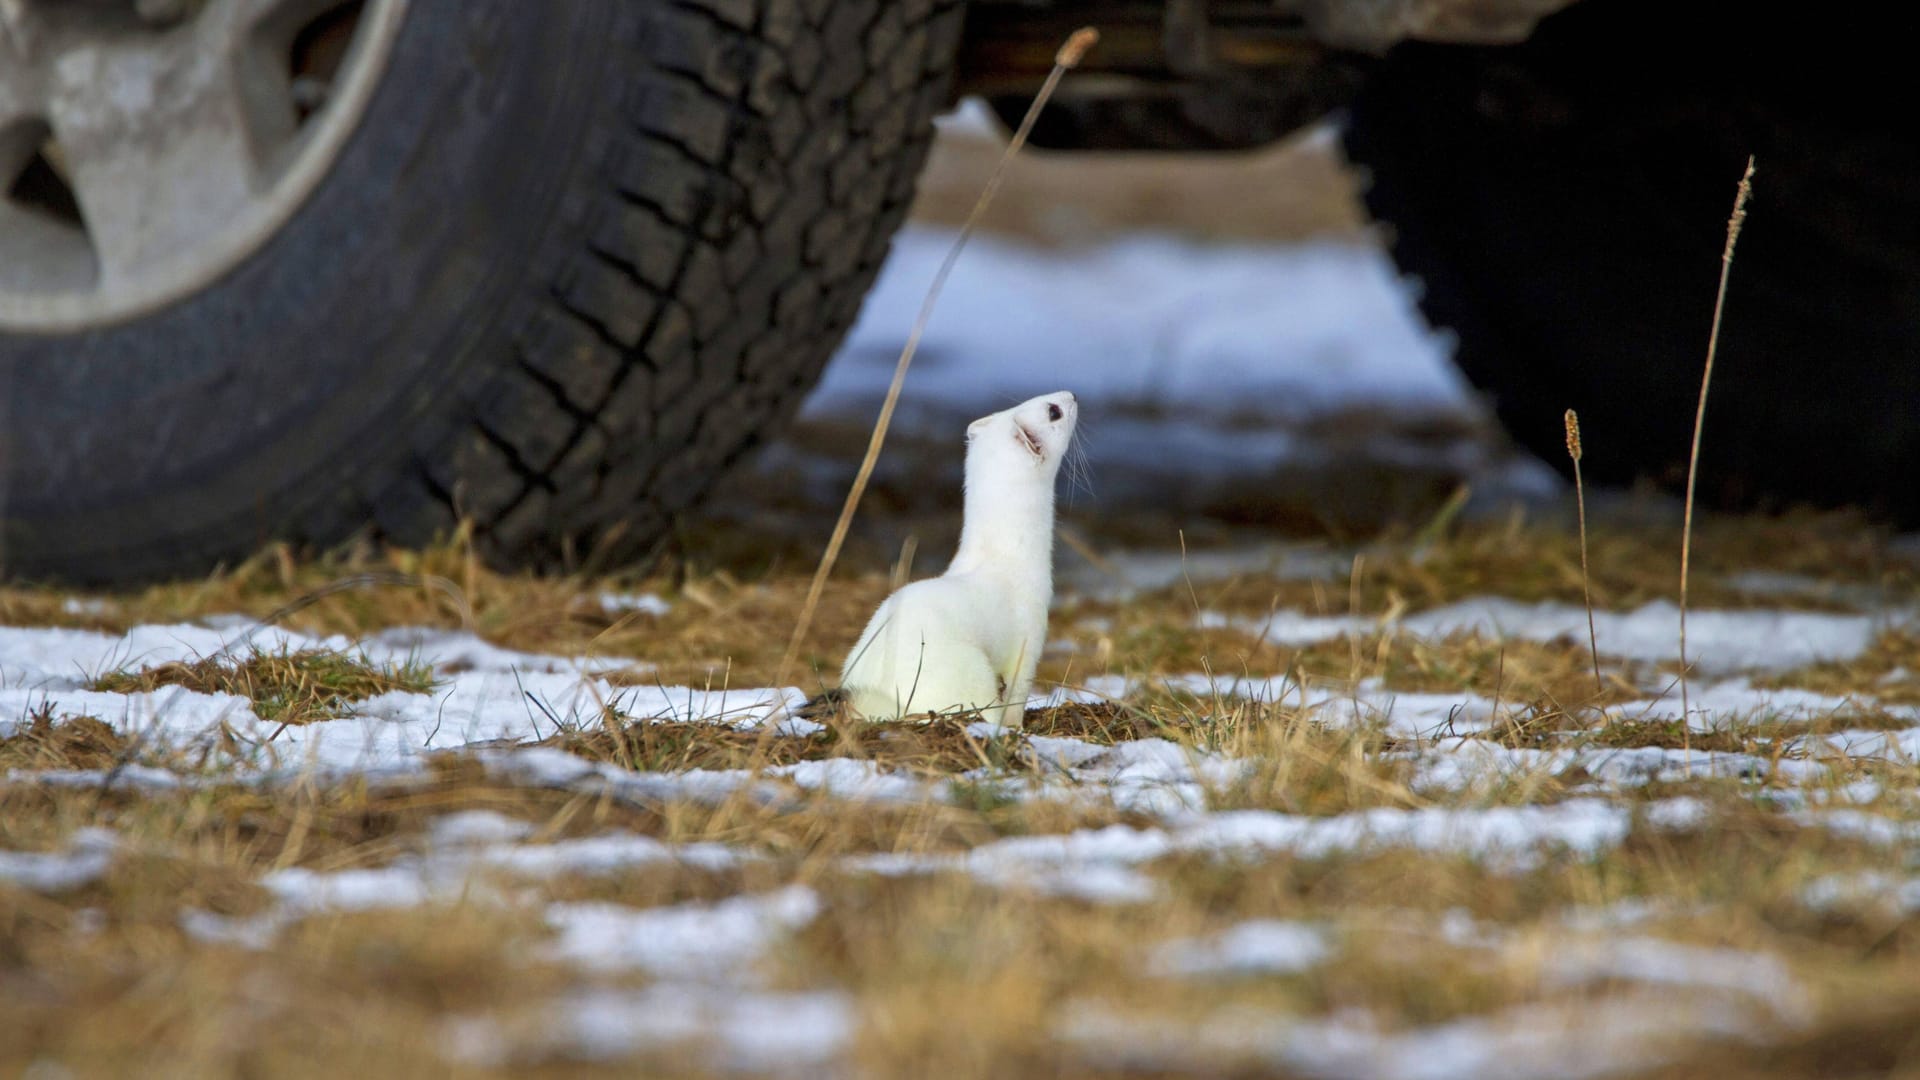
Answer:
[366, 0, 961, 567]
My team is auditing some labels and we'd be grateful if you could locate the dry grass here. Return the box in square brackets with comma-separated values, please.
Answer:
[89, 646, 436, 727]
[2, 510, 1917, 1076]
[0, 891, 585, 1078]
[549, 711, 1031, 779]
[1, 533, 894, 690]
[1128, 512, 1915, 620]
[9, 510, 1907, 697]
[778, 784, 1920, 1077]
[0, 706, 126, 771]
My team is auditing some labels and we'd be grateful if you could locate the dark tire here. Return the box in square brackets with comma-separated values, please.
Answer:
[1341, 0, 1920, 521]
[0, 0, 962, 583]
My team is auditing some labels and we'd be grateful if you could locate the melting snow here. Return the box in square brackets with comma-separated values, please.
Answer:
[1542, 937, 1806, 1019]
[823, 230, 1466, 424]
[544, 885, 821, 979]
[1802, 871, 1920, 914]
[1064, 992, 1773, 1080]
[0, 828, 117, 893]
[596, 592, 672, 616]
[1150, 920, 1332, 977]
[1209, 598, 1891, 672]
[445, 987, 853, 1071]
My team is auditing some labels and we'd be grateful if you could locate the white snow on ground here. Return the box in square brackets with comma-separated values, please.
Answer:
[1410, 741, 1784, 795]
[0, 622, 328, 689]
[1150, 919, 1332, 977]
[1802, 872, 1920, 915]
[1150, 674, 1504, 739]
[0, 685, 258, 746]
[1205, 598, 1894, 672]
[792, 226, 1569, 509]
[1074, 896, 1809, 1077]
[1068, 544, 1356, 602]
[469, 830, 747, 878]
[822, 230, 1467, 422]
[1079, 900, 1808, 1077]
[595, 592, 672, 616]
[445, 987, 854, 1072]
[358, 627, 641, 676]
[180, 816, 767, 950]
[767, 757, 934, 802]
[4, 763, 184, 791]
[1816, 726, 1920, 760]
[1792, 808, 1920, 847]
[0, 828, 116, 893]
[849, 798, 1679, 903]
[1066, 671, 1887, 747]
[1064, 992, 1773, 1080]
[0, 627, 1900, 813]
[1070, 897, 1809, 1078]
[0, 622, 633, 692]
[0, 591, 1896, 776]
[545, 885, 821, 978]
[0, 624, 800, 773]
[1541, 938, 1807, 1019]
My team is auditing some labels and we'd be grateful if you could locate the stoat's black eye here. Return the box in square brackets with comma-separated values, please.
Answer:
[1047, 403, 1063, 421]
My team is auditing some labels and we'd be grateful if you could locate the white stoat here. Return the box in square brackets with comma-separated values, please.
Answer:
[834, 390, 1078, 729]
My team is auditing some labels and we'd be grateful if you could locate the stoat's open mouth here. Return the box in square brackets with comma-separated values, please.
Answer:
[1014, 423, 1044, 459]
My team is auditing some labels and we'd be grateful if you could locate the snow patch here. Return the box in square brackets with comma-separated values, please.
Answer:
[1214, 599, 1888, 672]
[1150, 920, 1331, 977]
[544, 885, 821, 979]
[0, 828, 116, 893]
[445, 987, 852, 1072]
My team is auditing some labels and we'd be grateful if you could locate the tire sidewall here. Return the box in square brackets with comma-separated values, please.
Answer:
[1, 2, 609, 577]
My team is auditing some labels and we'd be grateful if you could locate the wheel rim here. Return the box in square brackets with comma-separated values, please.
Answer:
[0, 0, 406, 332]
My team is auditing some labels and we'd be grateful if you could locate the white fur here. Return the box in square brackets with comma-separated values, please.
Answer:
[838, 391, 1078, 729]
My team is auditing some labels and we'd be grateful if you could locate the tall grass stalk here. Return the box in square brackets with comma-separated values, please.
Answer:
[1679, 156, 1757, 749]
[774, 27, 1100, 692]
[1564, 409, 1602, 698]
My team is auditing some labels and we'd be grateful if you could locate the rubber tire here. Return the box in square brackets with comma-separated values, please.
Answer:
[0, 0, 963, 584]
[1340, 0, 1920, 521]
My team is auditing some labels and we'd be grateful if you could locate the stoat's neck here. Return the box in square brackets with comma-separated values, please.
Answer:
[947, 457, 1056, 592]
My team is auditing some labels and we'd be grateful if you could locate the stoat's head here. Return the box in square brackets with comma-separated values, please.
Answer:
[966, 391, 1078, 478]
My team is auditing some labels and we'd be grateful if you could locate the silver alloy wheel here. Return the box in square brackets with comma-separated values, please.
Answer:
[0, 0, 405, 332]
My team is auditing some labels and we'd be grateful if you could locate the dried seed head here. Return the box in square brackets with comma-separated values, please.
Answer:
[1058, 27, 1099, 67]
[1724, 156, 1755, 263]
[1564, 409, 1583, 462]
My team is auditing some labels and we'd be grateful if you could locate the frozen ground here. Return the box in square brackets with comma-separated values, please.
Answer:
[4, 565, 1918, 1075]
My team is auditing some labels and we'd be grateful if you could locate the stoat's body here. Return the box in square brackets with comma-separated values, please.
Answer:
[837, 391, 1078, 729]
